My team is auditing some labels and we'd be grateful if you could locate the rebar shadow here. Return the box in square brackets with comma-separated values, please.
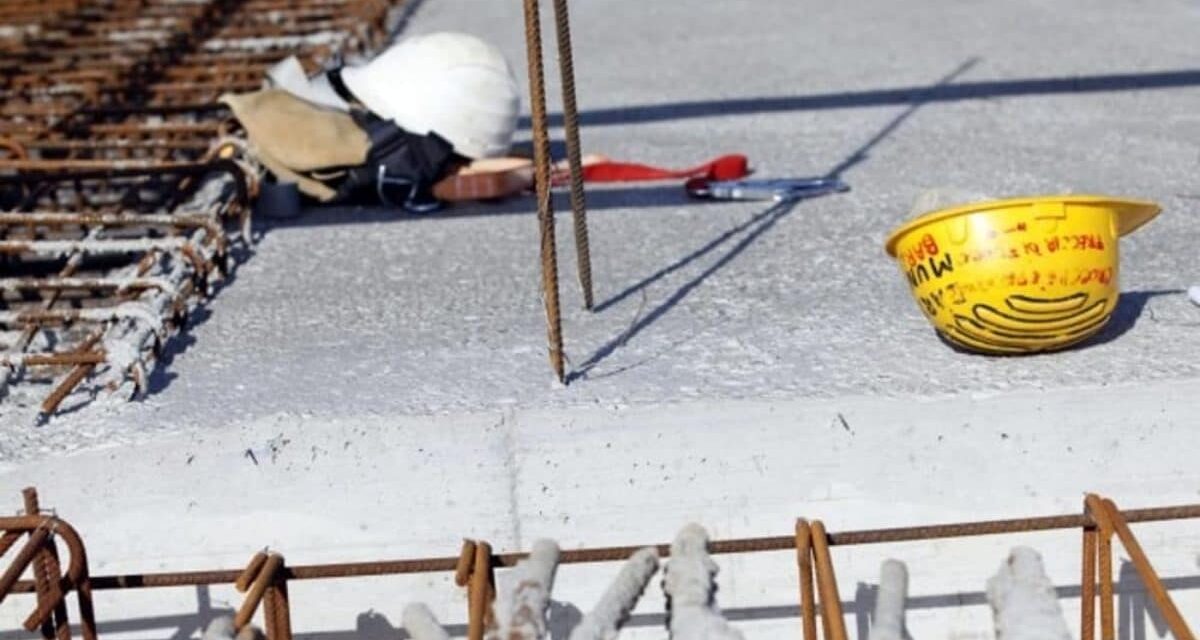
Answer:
[570, 58, 980, 379]
[522, 67, 1200, 129]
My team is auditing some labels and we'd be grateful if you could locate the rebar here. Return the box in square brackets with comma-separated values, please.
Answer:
[1, 0, 394, 417]
[550, 0, 593, 311]
[237, 552, 269, 593]
[6, 494, 1200, 640]
[811, 521, 847, 640]
[0, 169, 237, 414]
[467, 540, 492, 640]
[236, 554, 282, 629]
[271, 578, 292, 640]
[522, 0, 565, 382]
[6, 502, 1194, 595]
[0, 513, 97, 640]
[1086, 495, 1116, 640]
[1096, 496, 1195, 640]
[21, 489, 64, 640]
[795, 520, 817, 640]
[1081, 522, 1096, 640]
[0, 527, 50, 604]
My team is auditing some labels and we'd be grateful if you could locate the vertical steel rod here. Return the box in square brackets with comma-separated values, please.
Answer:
[1085, 495, 1116, 640]
[811, 521, 847, 640]
[550, 0, 594, 310]
[467, 541, 493, 640]
[272, 578, 292, 640]
[262, 579, 278, 640]
[1098, 526, 1114, 640]
[522, 0, 566, 381]
[795, 520, 818, 640]
[1082, 523, 1097, 640]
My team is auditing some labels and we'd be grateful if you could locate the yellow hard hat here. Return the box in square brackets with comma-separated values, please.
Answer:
[885, 195, 1160, 354]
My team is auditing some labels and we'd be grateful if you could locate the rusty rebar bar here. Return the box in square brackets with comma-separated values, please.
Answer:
[39, 364, 96, 418]
[0, 211, 223, 234]
[795, 520, 817, 640]
[237, 552, 268, 593]
[0, 532, 21, 559]
[2, 227, 92, 381]
[811, 521, 847, 640]
[0, 278, 168, 294]
[17, 516, 71, 640]
[6, 490, 1200, 640]
[1099, 497, 1196, 640]
[2, 352, 106, 367]
[22, 489, 60, 640]
[272, 578, 293, 640]
[454, 540, 475, 587]
[1082, 523, 1096, 640]
[1086, 496, 1115, 640]
[550, 0, 593, 311]
[0, 515, 97, 640]
[467, 540, 492, 640]
[6, 501, 1193, 595]
[236, 553, 282, 629]
[0, 527, 50, 605]
[262, 577, 278, 640]
[37, 248, 158, 418]
[522, 0, 565, 382]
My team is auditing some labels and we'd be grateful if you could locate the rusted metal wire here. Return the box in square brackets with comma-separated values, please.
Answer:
[550, 0, 594, 311]
[522, 0, 566, 382]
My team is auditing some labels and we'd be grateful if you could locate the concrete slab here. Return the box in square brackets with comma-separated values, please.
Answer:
[6, 0, 1200, 446]
[3, 0, 1200, 638]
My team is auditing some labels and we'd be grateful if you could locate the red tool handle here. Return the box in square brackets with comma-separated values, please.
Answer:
[553, 154, 750, 184]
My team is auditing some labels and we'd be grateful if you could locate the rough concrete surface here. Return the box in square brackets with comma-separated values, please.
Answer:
[4, 0, 1200, 450]
[2, 0, 1200, 638]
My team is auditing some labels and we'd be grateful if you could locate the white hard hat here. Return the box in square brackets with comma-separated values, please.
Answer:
[340, 32, 521, 159]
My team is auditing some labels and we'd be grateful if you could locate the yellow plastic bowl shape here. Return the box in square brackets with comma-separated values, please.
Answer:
[884, 195, 1160, 355]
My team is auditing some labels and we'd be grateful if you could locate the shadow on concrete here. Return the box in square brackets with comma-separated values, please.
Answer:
[930, 288, 1185, 356]
[521, 67, 1200, 129]
[256, 184, 694, 234]
[566, 58, 979, 380]
[256, 65, 1200, 228]
[2, 563, 1190, 640]
[567, 197, 800, 383]
[1082, 288, 1185, 348]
